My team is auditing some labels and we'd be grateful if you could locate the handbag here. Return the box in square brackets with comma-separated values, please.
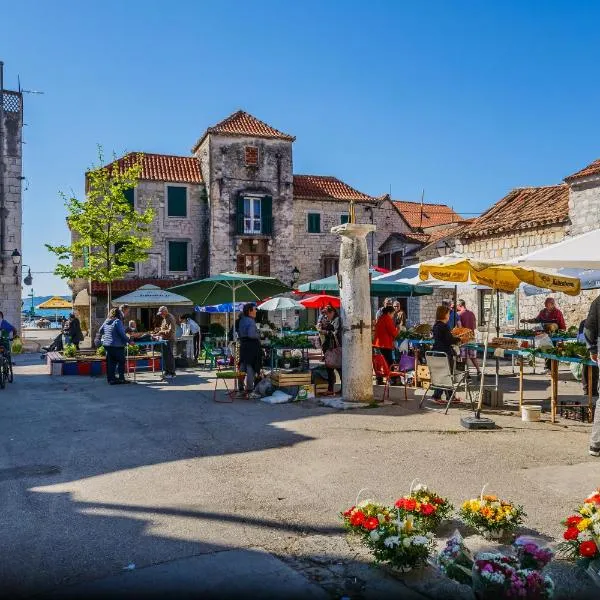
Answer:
[324, 346, 342, 369]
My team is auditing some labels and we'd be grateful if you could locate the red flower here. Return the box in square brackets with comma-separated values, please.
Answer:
[394, 498, 407, 509]
[565, 515, 583, 527]
[432, 497, 445, 505]
[350, 511, 366, 527]
[563, 527, 579, 541]
[404, 498, 417, 511]
[579, 541, 599, 558]
[343, 506, 355, 518]
[420, 503, 436, 516]
[364, 517, 379, 531]
[585, 494, 600, 505]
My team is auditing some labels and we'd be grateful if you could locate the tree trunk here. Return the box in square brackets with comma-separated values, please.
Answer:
[107, 281, 112, 314]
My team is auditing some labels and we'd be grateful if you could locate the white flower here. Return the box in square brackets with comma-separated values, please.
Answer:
[411, 535, 430, 546]
[394, 519, 406, 530]
[505, 514, 513, 521]
[426, 532, 435, 540]
[377, 513, 386, 523]
[413, 483, 428, 493]
[403, 537, 411, 547]
[370, 530, 381, 542]
[384, 536, 400, 548]
[592, 512, 600, 522]
[358, 500, 372, 508]
[578, 530, 593, 542]
[491, 502, 501, 509]
[593, 523, 600, 536]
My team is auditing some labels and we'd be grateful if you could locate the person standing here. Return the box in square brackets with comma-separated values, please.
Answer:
[579, 319, 599, 399]
[583, 299, 600, 457]
[157, 306, 177, 380]
[521, 297, 566, 330]
[99, 307, 130, 385]
[376, 298, 393, 320]
[68, 313, 84, 350]
[392, 300, 407, 330]
[118, 304, 130, 322]
[457, 300, 481, 377]
[322, 305, 342, 395]
[238, 303, 261, 398]
[0, 311, 18, 340]
[373, 306, 399, 385]
[430, 305, 462, 405]
[180, 314, 201, 360]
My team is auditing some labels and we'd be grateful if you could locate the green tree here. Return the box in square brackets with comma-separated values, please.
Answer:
[46, 147, 155, 309]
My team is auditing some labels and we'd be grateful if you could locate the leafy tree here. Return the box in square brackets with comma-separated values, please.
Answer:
[46, 147, 155, 310]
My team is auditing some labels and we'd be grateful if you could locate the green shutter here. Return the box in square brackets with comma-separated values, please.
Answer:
[123, 188, 135, 209]
[261, 196, 272, 235]
[340, 214, 349, 225]
[308, 213, 320, 233]
[169, 241, 188, 272]
[236, 195, 245, 234]
[167, 186, 187, 217]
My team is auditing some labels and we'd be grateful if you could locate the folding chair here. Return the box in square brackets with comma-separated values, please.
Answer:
[213, 369, 246, 402]
[419, 351, 474, 414]
[372, 353, 408, 403]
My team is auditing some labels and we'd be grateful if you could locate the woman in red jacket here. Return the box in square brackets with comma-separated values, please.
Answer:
[373, 306, 399, 384]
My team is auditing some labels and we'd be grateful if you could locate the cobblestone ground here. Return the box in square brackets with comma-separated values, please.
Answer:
[1, 354, 598, 598]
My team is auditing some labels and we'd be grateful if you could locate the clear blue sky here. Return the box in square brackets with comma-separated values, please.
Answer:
[3, 0, 600, 296]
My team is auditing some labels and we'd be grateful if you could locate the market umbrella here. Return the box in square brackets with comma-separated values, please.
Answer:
[522, 268, 600, 296]
[36, 295, 73, 324]
[419, 254, 581, 417]
[112, 284, 193, 307]
[195, 302, 246, 344]
[168, 273, 291, 339]
[257, 297, 305, 332]
[299, 295, 341, 309]
[297, 274, 434, 297]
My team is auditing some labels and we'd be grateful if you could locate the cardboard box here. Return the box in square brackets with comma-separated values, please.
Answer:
[482, 389, 503, 408]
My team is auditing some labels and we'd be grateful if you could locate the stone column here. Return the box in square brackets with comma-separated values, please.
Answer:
[331, 222, 376, 402]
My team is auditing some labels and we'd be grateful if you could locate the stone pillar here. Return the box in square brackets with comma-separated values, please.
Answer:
[331, 222, 375, 402]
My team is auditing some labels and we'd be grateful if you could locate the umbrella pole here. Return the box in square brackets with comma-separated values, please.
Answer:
[453, 285, 457, 327]
[232, 285, 237, 342]
[476, 288, 495, 414]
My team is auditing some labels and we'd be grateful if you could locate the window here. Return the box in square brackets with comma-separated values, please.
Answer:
[340, 213, 349, 225]
[245, 146, 259, 166]
[167, 185, 187, 217]
[237, 254, 270, 276]
[168, 241, 188, 272]
[115, 242, 135, 271]
[479, 289, 493, 325]
[123, 188, 135, 209]
[322, 257, 339, 277]
[307, 213, 321, 233]
[244, 198, 262, 234]
[378, 253, 391, 271]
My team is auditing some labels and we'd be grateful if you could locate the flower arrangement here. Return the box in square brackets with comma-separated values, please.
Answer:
[437, 532, 474, 585]
[513, 536, 554, 571]
[558, 488, 600, 562]
[459, 492, 525, 539]
[342, 502, 395, 540]
[394, 483, 453, 532]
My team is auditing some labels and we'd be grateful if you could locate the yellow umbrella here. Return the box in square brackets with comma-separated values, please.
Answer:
[37, 296, 73, 309]
[419, 255, 581, 295]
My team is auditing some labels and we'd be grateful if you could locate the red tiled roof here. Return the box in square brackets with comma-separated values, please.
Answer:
[460, 185, 569, 239]
[392, 201, 462, 229]
[193, 110, 295, 151]
[293, 175, 374, 202]
[401, 232, 431, 244]
[101, 153, 202, 184]
[564, 158, 600, 182]
[91, 278, 191, 294]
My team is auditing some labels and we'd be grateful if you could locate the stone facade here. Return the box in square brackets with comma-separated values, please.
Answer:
[0, 90, 23, 329]
[568, 176, 600, 236]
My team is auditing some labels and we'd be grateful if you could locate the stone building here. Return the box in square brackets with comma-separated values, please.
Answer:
[0, 83, 23, 330]
[74, 110, 460, 325]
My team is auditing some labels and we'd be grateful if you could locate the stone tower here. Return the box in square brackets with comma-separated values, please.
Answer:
[0, 63, 23, 328]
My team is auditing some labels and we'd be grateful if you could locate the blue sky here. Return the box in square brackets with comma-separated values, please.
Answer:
[3, 0, 600, 295]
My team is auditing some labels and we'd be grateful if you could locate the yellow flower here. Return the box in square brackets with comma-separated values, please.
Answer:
[578, 518, 592, 531]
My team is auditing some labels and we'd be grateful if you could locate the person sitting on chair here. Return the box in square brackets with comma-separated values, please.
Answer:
[431, 305, 462, 405]
[373, 306, 398, 385]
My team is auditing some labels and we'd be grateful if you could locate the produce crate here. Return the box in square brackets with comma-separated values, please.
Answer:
[315, 383, 329, 396]
[417, 365, 430, 380]
[270, 371, 312, 388]
[482, 389, 504, 408]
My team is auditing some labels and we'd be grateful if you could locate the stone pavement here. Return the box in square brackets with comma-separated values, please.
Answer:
[0, 354, 599, 598]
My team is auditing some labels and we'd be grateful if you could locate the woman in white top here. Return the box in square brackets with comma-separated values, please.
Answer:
[179, 315, 201, 360]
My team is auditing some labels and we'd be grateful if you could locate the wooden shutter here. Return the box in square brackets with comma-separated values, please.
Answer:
[259, 255, 270, 276]
[123, 188, 135, 209]
[261, 196, 272, 235]
[308, 213, 320, 233]
[237, 255, 245, 273]
[236, 195, 245, 234]
[167, 186, 187, 217]
[340, 214, 349, 225]
[169, 241, 188, 272]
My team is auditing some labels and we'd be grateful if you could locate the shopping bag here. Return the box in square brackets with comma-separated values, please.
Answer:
[324, 346, 343, 369]
[399, 353, 415, 371]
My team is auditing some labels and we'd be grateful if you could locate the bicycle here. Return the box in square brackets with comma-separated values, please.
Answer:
[0, 340, 13, 388]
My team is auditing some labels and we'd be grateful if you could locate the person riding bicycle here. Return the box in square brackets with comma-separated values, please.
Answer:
[0, 311, 18, 351]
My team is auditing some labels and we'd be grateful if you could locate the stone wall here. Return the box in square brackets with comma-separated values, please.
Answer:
[569, 178, 600, 236]
[0, 92, 23, 329]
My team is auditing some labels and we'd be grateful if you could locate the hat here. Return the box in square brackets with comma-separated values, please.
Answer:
[157, 306, 168, 315]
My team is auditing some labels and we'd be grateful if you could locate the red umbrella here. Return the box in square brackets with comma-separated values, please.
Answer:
[300, 294, 341, 309]
[370, 265, 390, 274]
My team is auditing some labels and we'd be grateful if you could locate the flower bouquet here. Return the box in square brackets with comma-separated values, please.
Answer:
[558, 488, 600, 565]
[459, 492, 525, 540]
[437, 531, 474, 585]
[513, 536, 554, 571]
[394, 482, 453, 533]
[342, 501, 395, 541]
[473, 553, 554, 599]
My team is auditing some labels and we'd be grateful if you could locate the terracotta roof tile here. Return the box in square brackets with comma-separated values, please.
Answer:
[564, 158, 600, 182]
[103, 153, 202, 184]
[460, 185, 569, 239]
[91, 278, 191, 294]
[392, 201, 462, 229]
[193, 110, 295, 151]
[293, 175, 375, 202]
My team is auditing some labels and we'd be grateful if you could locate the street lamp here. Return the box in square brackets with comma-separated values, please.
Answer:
[22, 265, 32, 286]
[291, 266, 300, 287]
[11, 248, 21, 265]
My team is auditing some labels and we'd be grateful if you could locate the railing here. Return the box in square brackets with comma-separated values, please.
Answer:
[235, 213, 273, 236]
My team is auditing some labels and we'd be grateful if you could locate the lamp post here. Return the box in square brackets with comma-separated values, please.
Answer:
[291, 266, 300, 288]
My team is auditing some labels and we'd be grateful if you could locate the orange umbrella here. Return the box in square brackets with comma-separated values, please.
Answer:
[299, 295, 341, 309]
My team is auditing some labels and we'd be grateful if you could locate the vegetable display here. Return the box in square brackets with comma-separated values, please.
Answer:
[270, 335, 313, 348]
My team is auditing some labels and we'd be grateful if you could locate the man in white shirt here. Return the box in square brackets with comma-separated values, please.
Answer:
[179, 315, 201, 360]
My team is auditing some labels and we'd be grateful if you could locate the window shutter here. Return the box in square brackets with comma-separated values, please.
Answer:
[340, 214, 349, 225]
[236, 196, 245, 234]
[168, 241, 188, 272]
[123, 188, 135, 209]
[261, 196, 272, 235]
[237, 255, 245, 273]
[259, 255, 270, 276]
[167, 186, 187, 217]
[308, 213, 320, 233]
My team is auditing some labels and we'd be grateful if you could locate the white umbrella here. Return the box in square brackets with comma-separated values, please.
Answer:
[258, 297, 305, 332]
[112, 284, 193, 307]
[512, 229, 600, 269]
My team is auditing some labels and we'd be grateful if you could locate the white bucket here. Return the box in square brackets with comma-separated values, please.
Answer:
[522, 405, 542, 422]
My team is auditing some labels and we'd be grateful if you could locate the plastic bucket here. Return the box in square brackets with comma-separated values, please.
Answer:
[522, 406, 542, 422]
